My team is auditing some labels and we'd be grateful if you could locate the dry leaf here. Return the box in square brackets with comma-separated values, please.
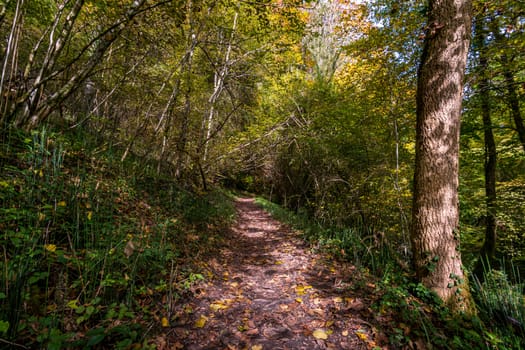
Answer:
[161, 317, 169, 327]
[194, 315, 208, 328]
[295, 297, 303, 303]
[312, 329, 328, 340]
[44, 244, 57, 253]
[210, 299, 231, 312]
[251, 345, 263, 350]
[124, 240, 135, 257]
[355, 330, 368, 341]
[342, 330, 349, 336]
[295, 285, 313, 295]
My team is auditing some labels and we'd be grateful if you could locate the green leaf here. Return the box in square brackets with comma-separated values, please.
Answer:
[86, 334, 105, 347]
[0, 320, 9, 334]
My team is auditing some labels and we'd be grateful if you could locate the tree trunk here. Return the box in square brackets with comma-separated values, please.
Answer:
[487, 17, 525, 153]
[473, 15, 497, 262]
[0, 0, 24, 118]
[411, 0, 473, 312]
[502, 58, 525, 153]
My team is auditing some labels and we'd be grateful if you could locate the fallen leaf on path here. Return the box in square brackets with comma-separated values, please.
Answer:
[295, 285, 313, 295]
[355, 330, 368, 341]
[309, 308, 324, 316]
[210, 299, 232, 311]
[251, 345, 263, 350]
[194, 315, 208, 328]
[312, 329, 329, 340]
[295, 297, 303, 303]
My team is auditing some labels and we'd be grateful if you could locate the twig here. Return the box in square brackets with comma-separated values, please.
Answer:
[0, 337, 29, 349]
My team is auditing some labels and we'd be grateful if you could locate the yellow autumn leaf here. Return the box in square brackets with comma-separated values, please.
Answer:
[295, 297, 303, 303]
[333, 297, 343, 303]
[44, 244, 57, 252]
[67, 299, 79, 310]
[275, 260, 283, 265]
[57, 201, 66, 207]
[355, 330, 368, 341]
[295, 285, 313, 295]
[312, 329, 328, 340]
[38, 212, 46, 221]
[210, 300, 231, 312]
[194, 315, 208, 328]
[251, 345, 263, 350]
[161, 317, 169, 327]
[87, 211, 93, 220]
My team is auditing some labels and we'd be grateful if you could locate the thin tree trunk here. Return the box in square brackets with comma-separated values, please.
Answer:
[175, 0, 198, 180]
[474, 15, 497, 261]
[201, 11, 238, 161]
[411, 0, 474, 312]
[502, 59, 525, 153]
[21, 0, 84, 126]
[0, 0, 24, 119]
[486, 17, 525, 153]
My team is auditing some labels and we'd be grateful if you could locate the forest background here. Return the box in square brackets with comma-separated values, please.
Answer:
[0, 0, 524, 348]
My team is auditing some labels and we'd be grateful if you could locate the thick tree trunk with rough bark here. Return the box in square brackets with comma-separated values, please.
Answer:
[411, 0, 473, 311]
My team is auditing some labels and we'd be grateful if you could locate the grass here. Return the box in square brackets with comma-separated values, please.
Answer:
[1, 126, 523, 349]
[0, 127, 236, 348]
[255, 195, 525, 349]
[472, 259, 525, 346]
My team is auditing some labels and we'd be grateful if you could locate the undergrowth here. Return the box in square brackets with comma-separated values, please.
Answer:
[255, 196, 525, 349]
[0, 127, 235, 349]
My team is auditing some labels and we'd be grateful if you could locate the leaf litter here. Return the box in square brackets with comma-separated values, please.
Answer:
[161, 198, 385, 349]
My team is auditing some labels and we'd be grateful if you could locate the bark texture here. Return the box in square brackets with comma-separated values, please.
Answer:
[411, 0, 473, 310]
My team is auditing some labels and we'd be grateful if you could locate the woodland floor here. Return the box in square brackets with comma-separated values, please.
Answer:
[161, 198, 387, 350]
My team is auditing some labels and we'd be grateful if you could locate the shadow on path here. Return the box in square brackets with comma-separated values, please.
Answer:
[166, 198, 382, 350]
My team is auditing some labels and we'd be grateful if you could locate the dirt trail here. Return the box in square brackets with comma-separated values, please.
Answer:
[167, 198, 382, 349]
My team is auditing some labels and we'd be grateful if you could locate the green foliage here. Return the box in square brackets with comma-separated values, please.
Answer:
[472, 261, 525, 347]
[0, 127, 236, 348]
[255, 196, 395, 275]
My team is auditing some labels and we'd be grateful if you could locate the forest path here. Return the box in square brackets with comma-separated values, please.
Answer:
[167, 198, 383, 349]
